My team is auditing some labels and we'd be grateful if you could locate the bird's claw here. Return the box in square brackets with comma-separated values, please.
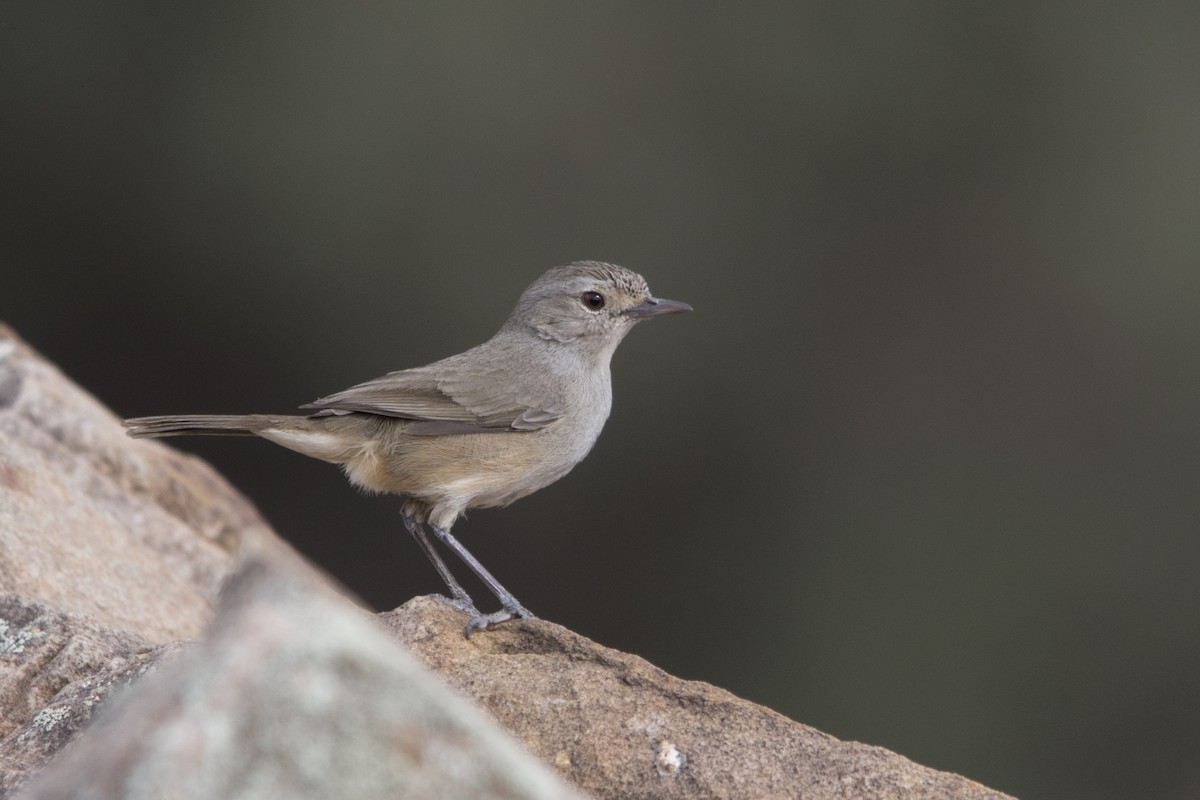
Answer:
[433, 593, 482, 618]
[464, 604, 536, 638]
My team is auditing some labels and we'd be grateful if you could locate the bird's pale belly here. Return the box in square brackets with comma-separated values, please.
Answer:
[342, 420, 595, 515]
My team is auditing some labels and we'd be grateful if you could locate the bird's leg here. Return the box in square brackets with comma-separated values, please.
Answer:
[401, 513, 480, 616]
[429, 524, 535, 636]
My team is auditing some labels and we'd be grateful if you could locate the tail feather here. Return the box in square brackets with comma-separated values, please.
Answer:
[123, 414, 276, 438]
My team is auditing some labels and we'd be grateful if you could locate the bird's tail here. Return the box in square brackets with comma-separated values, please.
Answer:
[123, 413, 363, 466]
[123, 414, 287, 438]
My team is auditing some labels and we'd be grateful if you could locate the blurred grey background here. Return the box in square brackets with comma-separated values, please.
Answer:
[3, 3, 1198, 797]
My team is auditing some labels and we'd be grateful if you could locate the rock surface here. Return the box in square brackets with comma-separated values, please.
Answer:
[0, 323, 1015, 799]
[0, 323, 268, 643]
[0, 596, 173, 795]
[384, 598, 1011, 800]
[16, 547, 583, 800]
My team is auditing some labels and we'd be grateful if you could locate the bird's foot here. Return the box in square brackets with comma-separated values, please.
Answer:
[432, 592, 482, 618]
[464, 603, 536, 638]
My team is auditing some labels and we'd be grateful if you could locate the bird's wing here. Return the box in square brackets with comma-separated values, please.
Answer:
[300, 363, 562, 435]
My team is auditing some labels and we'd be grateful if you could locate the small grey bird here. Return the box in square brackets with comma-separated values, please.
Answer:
[124, 261, 691, 635]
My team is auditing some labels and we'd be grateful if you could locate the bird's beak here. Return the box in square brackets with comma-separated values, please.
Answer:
[625, 296, 693, 319]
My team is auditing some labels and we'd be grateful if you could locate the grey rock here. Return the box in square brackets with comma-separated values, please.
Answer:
[17, 548, 584, 800]
[0, 596, 182, 796]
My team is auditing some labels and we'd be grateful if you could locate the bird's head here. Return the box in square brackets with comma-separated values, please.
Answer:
[506, 261, 691, 361]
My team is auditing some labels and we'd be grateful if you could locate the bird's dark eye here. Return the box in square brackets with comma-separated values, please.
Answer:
[581, 291, 606, 310]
